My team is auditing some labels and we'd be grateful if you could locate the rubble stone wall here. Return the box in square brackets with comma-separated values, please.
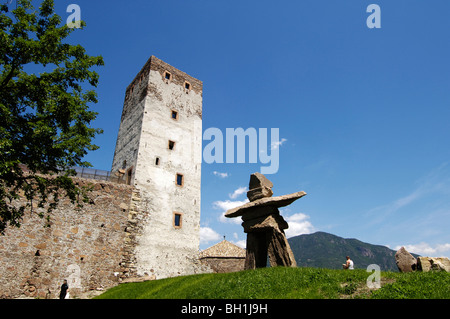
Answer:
[0, 178, 136, 299]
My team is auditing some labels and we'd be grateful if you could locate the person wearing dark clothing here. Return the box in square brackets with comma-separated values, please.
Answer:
[59, 280, 69, 299]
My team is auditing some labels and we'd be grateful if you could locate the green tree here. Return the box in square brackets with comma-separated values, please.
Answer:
[0, 0, 104, 233]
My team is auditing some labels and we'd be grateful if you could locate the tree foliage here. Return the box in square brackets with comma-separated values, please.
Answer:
[0, 0, 104, 233]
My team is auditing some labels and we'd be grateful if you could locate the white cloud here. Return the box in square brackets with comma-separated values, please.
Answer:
[394, 242, 450, 257]
[220, 213, 242, 224]
[271, 138, 287, 150]
[233, 239, 246, 249]
[213, 199, 248, 224]
[214, 199, 249, 212]
[213, 171, 229, 178]
[283, 213, 315, 238]
[199, 227, 221, 244]
[231, 232, 246, 248]
[229, 186, 247, 199]
[437, 243, 450, 252]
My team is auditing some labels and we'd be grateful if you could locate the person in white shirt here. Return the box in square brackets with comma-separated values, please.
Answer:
[343, 256, 354, 270]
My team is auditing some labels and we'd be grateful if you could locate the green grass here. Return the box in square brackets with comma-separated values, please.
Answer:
[95, 267, 450, 299]
[370, 270, 450, 299]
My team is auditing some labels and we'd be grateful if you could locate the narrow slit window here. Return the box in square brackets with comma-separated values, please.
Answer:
[173, 213, 182, 228]
[126, 168, 133, 185]
[155, 157, 160, 166]
[176, 173, 184, 186]
[168, 140, 175, 150]
[171, 110, 178, 120]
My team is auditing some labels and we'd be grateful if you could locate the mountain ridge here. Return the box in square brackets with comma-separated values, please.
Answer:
[287, 231, 419, 272]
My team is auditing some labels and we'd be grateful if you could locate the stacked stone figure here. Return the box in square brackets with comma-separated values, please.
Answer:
[225, 173, 306, 270]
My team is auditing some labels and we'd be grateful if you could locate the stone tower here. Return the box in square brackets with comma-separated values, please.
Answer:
[111, 56, 203, 279]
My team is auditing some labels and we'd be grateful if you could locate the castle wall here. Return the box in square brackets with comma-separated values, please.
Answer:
[0, 179, 135, 299]
[0, 56, 206, 299]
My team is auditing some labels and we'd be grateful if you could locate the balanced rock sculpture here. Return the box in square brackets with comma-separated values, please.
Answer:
[395, 247, 417, 272]
[225, 173, 306, 270]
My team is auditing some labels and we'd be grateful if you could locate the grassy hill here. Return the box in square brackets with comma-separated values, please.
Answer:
[288, 231, 419, 271]
[95, 267, 450, 299]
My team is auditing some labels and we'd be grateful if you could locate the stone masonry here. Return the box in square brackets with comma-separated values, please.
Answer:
[0, 178, 142, 299]
[199, 240, 246, 273]
[0, 56, 206, 298]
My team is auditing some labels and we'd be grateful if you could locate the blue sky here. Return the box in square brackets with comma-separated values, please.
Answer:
[53, 1, 450, 257]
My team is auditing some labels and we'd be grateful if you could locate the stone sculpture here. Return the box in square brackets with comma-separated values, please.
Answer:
[395, 246, 417, 272]
[395, 246, 450, 272]
[225, 173, 306, 270]
[417, 256, 450, 272]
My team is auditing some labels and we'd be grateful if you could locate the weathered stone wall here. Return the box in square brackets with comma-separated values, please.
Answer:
[0, 56, 207, 298]
[131, 66, 203, 279]
[0, 178, 135, 299]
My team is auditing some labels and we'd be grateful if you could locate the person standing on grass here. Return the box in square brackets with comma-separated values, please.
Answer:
[343, 256, 354, 270]
[59, 280, 69, 299]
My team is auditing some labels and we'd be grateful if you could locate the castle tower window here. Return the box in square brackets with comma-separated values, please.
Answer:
[168, 140, 175, 150]
[164, 71, 172, 83]
[176, 173, 184, 186]
[155, 157, 160, 166]
[126, 167, 133, 185]
[184, 81, 191, 93]
[171, 110, 178, 120]
[173, 212, 183, 228]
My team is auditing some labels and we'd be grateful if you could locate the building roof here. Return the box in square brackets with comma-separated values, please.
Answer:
[199, 240, 246, 259]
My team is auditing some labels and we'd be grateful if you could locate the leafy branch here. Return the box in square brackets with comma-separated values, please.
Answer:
[0, 0, 104, 233]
